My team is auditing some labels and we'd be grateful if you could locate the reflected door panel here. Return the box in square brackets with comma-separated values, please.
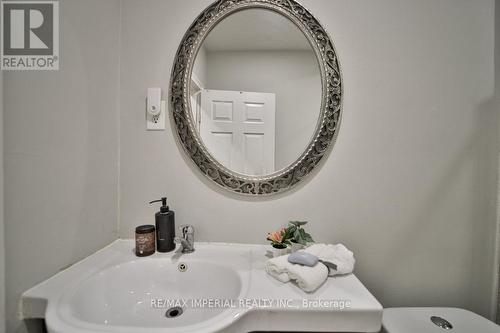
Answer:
[200, 89, 275, 175]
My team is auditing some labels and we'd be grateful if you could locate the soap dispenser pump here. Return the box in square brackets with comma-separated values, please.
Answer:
[149, 197, 175, 252]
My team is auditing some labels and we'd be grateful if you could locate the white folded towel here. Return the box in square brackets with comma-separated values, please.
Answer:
[303, 243, 355, 276]
[265, 254, 328, 292]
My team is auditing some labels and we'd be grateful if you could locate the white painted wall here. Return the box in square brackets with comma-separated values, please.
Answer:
[494, 0, 500, 322]
[1, 1, 497, 331]
[0, 70, 5, 333]
[118, 0, 497, 318]
[3, 0, 121, 331]
[206, 50, 321, 170]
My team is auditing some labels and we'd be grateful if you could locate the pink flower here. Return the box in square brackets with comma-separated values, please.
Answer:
[267, 227, 286, 243]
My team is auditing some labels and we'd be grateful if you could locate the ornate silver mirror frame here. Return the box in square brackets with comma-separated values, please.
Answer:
[170, 0, 342, 195]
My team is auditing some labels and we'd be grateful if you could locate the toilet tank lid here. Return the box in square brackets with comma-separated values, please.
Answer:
[382, 307, 500, 333]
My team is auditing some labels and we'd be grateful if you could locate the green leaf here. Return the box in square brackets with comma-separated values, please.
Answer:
[283, 226, 294, 240]
[289, 221, 308, 227]
[304, 233, 314, 243]
[299, 229, 312, 245]
[296, 228, 313, 242]
[294, 229, 301, 241]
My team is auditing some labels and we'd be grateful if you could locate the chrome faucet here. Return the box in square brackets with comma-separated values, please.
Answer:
[174, 225, 195, 253]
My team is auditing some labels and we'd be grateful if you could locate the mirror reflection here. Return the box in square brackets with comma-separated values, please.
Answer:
[191, 9, 321, 176]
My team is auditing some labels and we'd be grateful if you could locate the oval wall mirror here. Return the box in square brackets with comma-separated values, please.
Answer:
[170, 0, 342, 195]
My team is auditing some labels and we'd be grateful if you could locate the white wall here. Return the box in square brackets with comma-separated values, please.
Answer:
[495, 0, 500, 322]
[119, 0, 497, 318]
[0, 70, 5, 333]
[206, 50, 321, 170]
[3, 0, 121, 331]
[1, 0, 497, 330]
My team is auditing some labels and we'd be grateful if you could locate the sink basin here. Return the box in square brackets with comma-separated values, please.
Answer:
[62, 259, 242, 328]
[22, 241, 383, 333]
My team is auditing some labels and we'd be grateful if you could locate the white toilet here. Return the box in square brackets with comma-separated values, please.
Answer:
[382, 307, 500, 332]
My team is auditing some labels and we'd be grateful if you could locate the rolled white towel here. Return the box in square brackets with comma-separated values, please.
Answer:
[303, 243, 355, 276]
[265, 254, 328, 292]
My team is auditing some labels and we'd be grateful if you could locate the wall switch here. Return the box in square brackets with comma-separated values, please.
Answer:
[146, 88, 165, 130]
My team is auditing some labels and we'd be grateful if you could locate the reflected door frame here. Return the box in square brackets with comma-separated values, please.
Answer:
[190, 74, 204, 132]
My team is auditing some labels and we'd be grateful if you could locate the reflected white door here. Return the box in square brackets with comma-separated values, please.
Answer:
[200, 89, 276, 175]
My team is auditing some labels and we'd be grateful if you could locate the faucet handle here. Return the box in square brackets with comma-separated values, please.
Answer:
[179, 224, 194, 237]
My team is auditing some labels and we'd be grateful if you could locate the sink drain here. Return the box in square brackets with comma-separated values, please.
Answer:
[165, 306, 183, 318]
[178, 262, 187, 272]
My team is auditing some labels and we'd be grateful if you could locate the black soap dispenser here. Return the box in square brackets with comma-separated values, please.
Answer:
[149, 197, 175, 252]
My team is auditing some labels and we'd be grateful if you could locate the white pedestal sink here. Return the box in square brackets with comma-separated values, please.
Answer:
[21, 240, 382, 333]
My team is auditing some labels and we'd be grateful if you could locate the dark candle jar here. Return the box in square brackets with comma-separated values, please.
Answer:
[135, 225, 156, 257]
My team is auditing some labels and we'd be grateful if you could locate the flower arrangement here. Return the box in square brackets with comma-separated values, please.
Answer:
[266, 227, 290, 249]
[266, 221, 314, 249]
